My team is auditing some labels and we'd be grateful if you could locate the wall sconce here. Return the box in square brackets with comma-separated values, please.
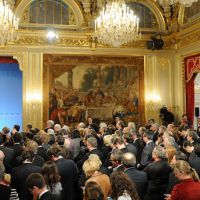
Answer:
[26, 90, 42, 105]
[145, 91, 162, 111]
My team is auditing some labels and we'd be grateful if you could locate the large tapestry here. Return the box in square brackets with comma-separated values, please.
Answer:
[43, 55, 144, 126]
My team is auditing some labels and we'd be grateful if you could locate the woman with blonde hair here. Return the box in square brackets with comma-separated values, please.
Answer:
[166, 146, 177, 164]
[83, 154, 111, 200]
[166, 160, 200, 200]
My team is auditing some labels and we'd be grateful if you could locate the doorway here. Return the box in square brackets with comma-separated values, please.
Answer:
[0, 57, 22, 131]
[194, 73, 200, 129]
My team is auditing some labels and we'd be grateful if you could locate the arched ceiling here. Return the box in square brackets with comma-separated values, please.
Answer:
[13, 0, 200, 33]
[9, 0, 200, 49]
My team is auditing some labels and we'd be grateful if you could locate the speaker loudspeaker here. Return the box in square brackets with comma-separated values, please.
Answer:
[195, 107, 199, 117]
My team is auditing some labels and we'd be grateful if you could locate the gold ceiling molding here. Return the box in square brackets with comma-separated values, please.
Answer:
[179, 30, 200, 48]
[13, 36, 90, 47]
[8, 29, 174, 50]
[15, 0, 84, 29]
[44, 54, 144, 66]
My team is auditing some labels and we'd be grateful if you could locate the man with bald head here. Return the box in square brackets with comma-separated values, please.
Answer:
[122, 152, 147, 199]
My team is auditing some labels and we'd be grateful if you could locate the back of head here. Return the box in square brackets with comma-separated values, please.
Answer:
[103, 135, 112, 147]
[188, 131, 198, 141]
[111, 149, 123, 163]
[26, 124, 32, 131]
[122, 152, 136, 167]
[83, 154, 102, 177]
[60, 127, 70, 136]
[174, 151, 188, 162]
[110, 171, 139, 200]
[56, 135, 65, 146]
[153, 146, 167, 160]
[26, 173, 46, 190]
[166, 146, 177, 164]
[25, 140, 38, 154]
[42, 161, 60, 185]
[86, 136, 97, 148]
[22, 150, 35, 162]
[2, 127, 10, 134]
[183, 141, 193, 149]
[128, 122, 136, 131]
[47, 144, 63, 158]
[54, 124, 61, 132]
[85, 181, 104, 200]
[174, 160, 199, 181]
[14, 124, 20, 132]
[124, 132, 133, 143]
[77, 122, 85, 129]
[111, 134, 124, 145]
[143, 129, 154, 141]
[47, 120, 54, 128]
[71, 129, 80, 139]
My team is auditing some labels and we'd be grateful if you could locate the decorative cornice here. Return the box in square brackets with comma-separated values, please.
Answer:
[13, 35, 90, 47]
[44, 54, 144, 66]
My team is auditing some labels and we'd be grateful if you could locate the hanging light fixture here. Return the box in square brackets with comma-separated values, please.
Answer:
[156, 0, 198, 7]
[0, 0, 19, 46]
[94, 0, 141, 47]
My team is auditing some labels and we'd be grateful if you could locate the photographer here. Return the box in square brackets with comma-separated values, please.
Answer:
[160, 106, 174, 126]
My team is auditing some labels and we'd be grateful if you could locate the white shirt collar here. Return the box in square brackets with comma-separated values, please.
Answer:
[39, 189, 49, 199]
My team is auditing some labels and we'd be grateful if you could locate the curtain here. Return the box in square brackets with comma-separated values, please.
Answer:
[185, 54, 200, 126]
[186, 75, 195, 126]
[0, 56, 18, 63]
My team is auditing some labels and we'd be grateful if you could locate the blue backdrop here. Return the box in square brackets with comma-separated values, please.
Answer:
[0, 60, 22, 131]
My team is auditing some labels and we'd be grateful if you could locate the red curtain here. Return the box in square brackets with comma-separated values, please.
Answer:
[185, 54, 200, 126]
[0, 56, 18, 63]
[186, 75, 195, 126]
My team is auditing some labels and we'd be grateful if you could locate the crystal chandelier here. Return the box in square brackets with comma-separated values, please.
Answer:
[156, 0, 198, 7]
[0, 0, 19, 46]
[94, 0, 141, 47]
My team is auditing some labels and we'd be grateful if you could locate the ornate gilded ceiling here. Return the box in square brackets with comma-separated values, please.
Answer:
[6, 0, 200, 49]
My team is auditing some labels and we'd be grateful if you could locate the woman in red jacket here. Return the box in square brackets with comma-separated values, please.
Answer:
[166, 160, 200, 200]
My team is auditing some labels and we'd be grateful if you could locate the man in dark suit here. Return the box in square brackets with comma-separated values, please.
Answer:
[11, 150, 42, 200]
[122, 152, 147, 200]
[26, 173, 56, 200]
[123, 131, 137, 156]
[144, 146, 171, 200]
[110, 149, 125, 172]
[184, 142, 200, 177]
[34, 133, 48, 161]
[138, 130, 155, 169]
[77, 136, 104, 169]
[132, 130, 141, 152]
[10, 132, 24, 158]
[0, 134, 15, 173]
[150, 123, 159, 142]
[48, 145, 80, 200]
[111, 134, 129, 154]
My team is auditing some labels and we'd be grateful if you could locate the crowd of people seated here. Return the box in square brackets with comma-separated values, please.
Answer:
[0, 115, 200, 200]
